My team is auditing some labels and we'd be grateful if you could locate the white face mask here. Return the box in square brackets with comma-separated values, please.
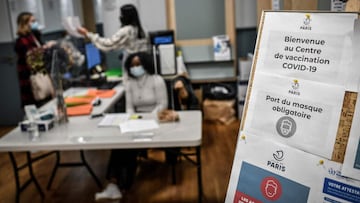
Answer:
[130, 65, 145, 77]
[30, 21, 39, 30]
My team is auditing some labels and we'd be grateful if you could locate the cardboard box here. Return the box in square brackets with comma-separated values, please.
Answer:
[20, 119, 54, 132]
[203, 99, 236, 125]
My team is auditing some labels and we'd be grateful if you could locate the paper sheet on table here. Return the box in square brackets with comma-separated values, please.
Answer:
[119, 119, 159, 133]
[98, 113, 130, 127]
[62, 16, 83, 38]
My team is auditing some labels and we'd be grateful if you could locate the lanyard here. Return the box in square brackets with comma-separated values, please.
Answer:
[31, 34, 41, 48]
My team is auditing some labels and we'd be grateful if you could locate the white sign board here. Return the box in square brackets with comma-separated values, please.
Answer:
[225, 134, 360, 203]
[244, 72, 344, 159]
[230, 11, 360, 203]
[255, 12, 358, 91]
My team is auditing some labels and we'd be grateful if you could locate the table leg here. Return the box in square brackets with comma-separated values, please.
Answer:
[168, 147, 203, 202]
[46, 150, 102, 189]
[80, 150, 102, 188]
[8, 152, 21, 203]
[26, 152, 45, 198]
[8, 152, 47, 203]
[47, 151, 60, 189]
[196, 146, 203, 203]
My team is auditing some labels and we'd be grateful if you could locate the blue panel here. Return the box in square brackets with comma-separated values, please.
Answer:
[235, 162, 310, 203]
[323, 178, 360, 203]
[85, 43, 101, 69]
[154, 35, 173, 45]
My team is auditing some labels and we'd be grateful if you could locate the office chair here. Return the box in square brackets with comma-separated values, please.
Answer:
[164, 75, 199, 184]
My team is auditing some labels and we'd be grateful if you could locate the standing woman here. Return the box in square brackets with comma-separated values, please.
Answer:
[77, 4, 149, 78]
[14, 12, 53, 108]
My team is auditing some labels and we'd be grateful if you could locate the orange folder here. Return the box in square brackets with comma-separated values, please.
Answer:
[65, 96, 95, 107]
[66, 104, 93, 116]
[87, 89, 116, 98]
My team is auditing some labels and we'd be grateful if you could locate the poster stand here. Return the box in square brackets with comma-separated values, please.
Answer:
[240, 11, 359, 163]
[226, 11, 360, 203]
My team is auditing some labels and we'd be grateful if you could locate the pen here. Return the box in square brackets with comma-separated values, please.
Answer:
[90, 113, 104, 119]
[92, 97, 102, 106]
[130, 114, 142, 119]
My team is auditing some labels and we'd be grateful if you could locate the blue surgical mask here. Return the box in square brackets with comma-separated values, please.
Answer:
[30, 21, 39, 30]
[130, 65, 145, 77]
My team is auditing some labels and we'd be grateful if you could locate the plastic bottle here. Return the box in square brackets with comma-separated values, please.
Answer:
[28, 121, 39, 141]
[176, 50, 188, 75]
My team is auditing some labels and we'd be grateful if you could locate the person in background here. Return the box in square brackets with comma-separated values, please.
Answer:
[95, 52, 168, 201]
[172, 75, 199, 111]
[14, 11, 55, 108]
[77, 4, 149, 79]
[57, 31, 85, 69]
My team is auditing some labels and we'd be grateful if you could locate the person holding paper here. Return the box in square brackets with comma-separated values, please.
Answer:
[94, 52, 168, 201]
[77, 4, 148, 80]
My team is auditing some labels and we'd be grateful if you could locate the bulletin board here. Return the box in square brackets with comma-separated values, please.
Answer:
[225, 11, 360, 203]
[240, 11, 360, 163]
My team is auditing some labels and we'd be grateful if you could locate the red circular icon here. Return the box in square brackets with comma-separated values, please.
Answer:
[260, 176, 282, 201]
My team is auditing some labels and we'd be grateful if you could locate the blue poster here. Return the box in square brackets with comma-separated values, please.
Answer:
[354, 139, 360, 169]
[235, 162, 310, 203]
[323, 178, 360, 203]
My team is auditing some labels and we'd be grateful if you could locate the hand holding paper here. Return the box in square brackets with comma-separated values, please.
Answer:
[77, 27, 88, 36]
[62, 16, 84, 38]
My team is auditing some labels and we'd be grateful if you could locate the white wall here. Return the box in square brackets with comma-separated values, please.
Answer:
[43, 0, 84, 33]
[5, 0, 83, 38]
[235, 0, 257, 28]
[3, 0, 168, 41]
[60, 0, 75, 22]
[42, 0, 62, 32]
[0, 1, 13, 42]
[8, 0, 45, 39]
[102, 0, 167, 38]
[137, 0, 167, 32]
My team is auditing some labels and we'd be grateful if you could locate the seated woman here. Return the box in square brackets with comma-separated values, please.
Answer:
[125, 52, 168, 113]
[172, 75, 199, 111]
[95, 52, 168, 201]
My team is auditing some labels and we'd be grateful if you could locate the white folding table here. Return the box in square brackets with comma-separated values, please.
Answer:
[0, 85, 125, 203]
[0, 86, 203, 202]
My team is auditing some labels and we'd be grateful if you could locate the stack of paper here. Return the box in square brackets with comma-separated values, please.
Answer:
[62, 16, 83, 38]
[119, 120, 159, 133]
[98, 114, 130, 127]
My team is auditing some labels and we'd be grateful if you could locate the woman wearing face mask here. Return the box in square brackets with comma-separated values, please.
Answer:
[77, 4, 148, 80]
[124, 52, 168, 113]
[94, 52, 167, 201]
[14, 12, 55, 108]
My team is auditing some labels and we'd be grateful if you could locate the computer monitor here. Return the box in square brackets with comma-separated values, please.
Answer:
[149, 30, 177, 76]
[149, 30, 174, 45]
[85, 43, 101, 70]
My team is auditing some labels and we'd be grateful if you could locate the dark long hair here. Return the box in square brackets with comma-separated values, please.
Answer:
[125, 52, 155, 78]
[120, 4, 145, 39]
